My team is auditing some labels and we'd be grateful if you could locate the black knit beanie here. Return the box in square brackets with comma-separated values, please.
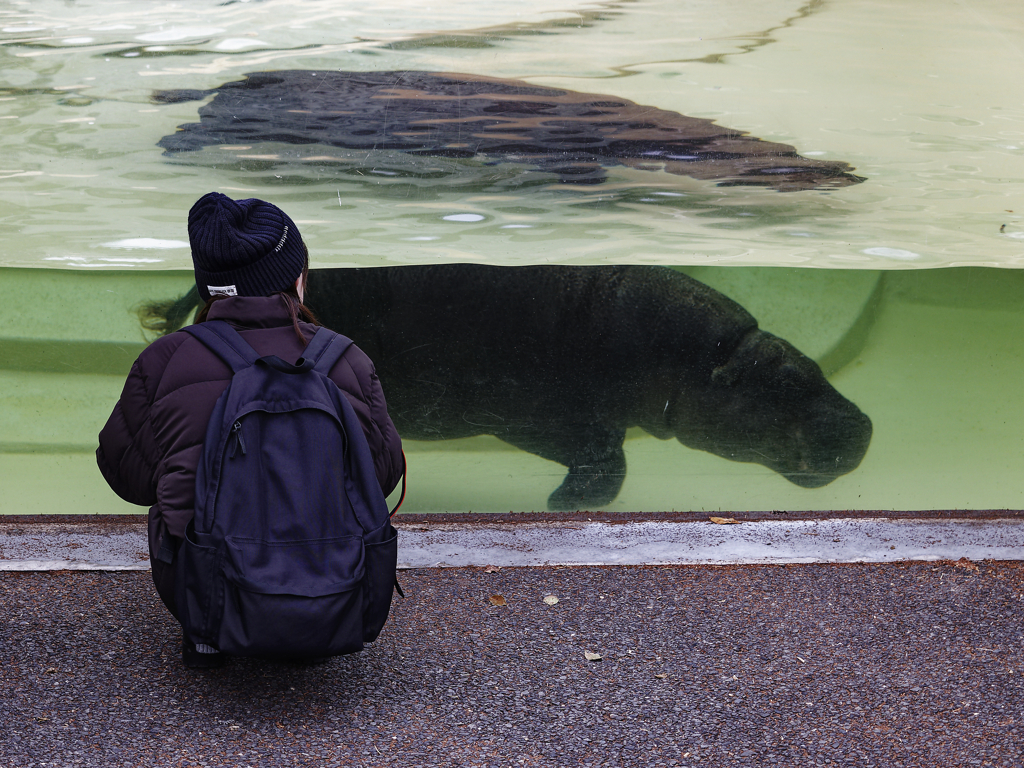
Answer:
[188, 192, 306, 302]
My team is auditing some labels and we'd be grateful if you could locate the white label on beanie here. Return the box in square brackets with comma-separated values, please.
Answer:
[273, 225, 289, 253]
[207, 284, 238, 296]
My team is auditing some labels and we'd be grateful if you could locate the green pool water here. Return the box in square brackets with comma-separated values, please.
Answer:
[1, 0, 1023, 514]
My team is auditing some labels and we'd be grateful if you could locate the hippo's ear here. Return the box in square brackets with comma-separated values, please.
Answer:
[710, 357, 742, 388]
[710, 330, 764, 388]
[710, 332, 798, 389]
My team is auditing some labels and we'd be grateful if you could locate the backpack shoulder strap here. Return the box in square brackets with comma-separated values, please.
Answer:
[301, 327, 355, 376]
[182, 320, 259, 373]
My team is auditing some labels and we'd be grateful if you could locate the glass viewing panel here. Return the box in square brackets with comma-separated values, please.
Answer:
[1, 0, 1022, 514]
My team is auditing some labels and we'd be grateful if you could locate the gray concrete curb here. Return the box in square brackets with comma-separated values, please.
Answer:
[1, 517, 1022, 570]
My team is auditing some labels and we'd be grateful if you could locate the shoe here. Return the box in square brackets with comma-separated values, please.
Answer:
[182, 640, 226, 669]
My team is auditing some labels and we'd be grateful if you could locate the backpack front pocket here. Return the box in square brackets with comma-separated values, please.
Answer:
[218, 535, 366, 657]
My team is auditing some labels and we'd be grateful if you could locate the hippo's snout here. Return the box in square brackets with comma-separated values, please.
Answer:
[781, 408, 873, 489]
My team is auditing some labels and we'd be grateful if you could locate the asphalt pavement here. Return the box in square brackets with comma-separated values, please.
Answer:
[3, 558, 1023, 767]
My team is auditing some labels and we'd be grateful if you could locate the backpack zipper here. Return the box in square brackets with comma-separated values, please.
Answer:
[229, 421, 246, 458]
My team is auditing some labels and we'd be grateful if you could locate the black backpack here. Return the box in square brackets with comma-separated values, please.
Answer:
[175, 320, 400, 658]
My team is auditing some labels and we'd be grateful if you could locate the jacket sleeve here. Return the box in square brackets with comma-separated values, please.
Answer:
[96, 356, 161, 507]
[364, 368, 405, 497]
[331, 347, 405, 498]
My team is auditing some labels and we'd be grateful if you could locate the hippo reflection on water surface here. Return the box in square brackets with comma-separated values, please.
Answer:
[144, 265, 872, 510]
[155, 70, 865, 192]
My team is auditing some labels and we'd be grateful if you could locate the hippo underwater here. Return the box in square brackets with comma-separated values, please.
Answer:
[143, 264, 873, 510]
[154, 70, 864, 192]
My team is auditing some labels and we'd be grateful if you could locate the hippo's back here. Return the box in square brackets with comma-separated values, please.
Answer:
[305, 264, 758, 433]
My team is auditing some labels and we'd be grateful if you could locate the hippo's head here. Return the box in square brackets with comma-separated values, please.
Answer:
[668, 330, 872, 487]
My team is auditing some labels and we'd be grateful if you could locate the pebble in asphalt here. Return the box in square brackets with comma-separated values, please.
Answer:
[2, 561, 1023, 767]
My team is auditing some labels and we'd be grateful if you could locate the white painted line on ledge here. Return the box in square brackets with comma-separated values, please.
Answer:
[1, 518, 1022, 571]
[396, 518, 1024, 567]
[2, 560, 151, 571]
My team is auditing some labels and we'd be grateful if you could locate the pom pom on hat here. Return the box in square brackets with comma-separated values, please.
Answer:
[188, 192, 306, 301]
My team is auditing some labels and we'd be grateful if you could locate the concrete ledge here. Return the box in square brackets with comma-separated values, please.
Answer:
[0, 523, 150, 570]
[2, 517, 1021, 570]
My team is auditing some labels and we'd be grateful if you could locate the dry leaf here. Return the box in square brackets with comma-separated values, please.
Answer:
[488, 594, 507, 606]
[543, 595, 559, 605]
[709, 516, 740, 525]
[655, 673, 668, 679]
[584, 651, 603, 661]
[483, 565, 501, 573]
[954, 557, 980, 572]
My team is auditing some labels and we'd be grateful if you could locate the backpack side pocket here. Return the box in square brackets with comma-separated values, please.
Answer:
[177, 519, 222, 647]
[362, 525, 399, 642]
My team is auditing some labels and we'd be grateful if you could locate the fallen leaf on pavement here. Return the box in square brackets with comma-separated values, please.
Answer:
[543, 595, 559, 605]
[488, 594, 507, 606]
[483, 565, 501, 573]
[584, 652, 603, 661]
[655, 673, 668, 679]
[710, 517, 740, 525]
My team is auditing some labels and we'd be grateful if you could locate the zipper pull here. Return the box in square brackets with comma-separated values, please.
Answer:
[229, 421, 246, 458]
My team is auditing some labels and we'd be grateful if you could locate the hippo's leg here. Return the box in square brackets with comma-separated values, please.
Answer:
[500, 425, 627, 511]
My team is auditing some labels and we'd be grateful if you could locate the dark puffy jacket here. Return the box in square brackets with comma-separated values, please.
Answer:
[97, 295, 405, 555]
